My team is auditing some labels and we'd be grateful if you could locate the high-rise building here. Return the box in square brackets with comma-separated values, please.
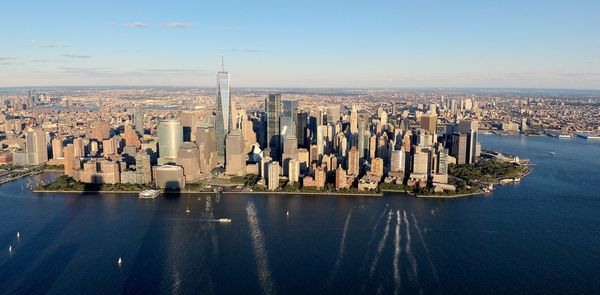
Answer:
[297, 112, 308, 147]
[51, 138, 64, 160]
[91, 123, 111, 141]
[26, 127, 48, 165]
[225, 129, 247, 176]
[450, 133, 468, 164]
[268, 161, 280, 191]
[195, 122, 218, 174]
[135, 152, 152, 183]
[64, 144, 75, 177]
[420, 114, 437, 134]
[390, 150, 405, 172]
[357, 110, 369, 158]
[458, 120, 479, 164]
[134, 106, 144, 135]
[350, 105, 358, 134]
[370, 157, 384, 177]
[215, 56, 231, 159]
[347, 146, 360, 176]
[326, 105, 341, 124]
[154, 165, 186, 190]
[176, 142, 202, 183]
[266, 94, 282, 159]
[158, 118, 183, 164]
[288, 159, 300, 183]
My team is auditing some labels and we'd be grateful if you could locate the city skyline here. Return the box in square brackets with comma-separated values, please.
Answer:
[1, 0, 600, 89]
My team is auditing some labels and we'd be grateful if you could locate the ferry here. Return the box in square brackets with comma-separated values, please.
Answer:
[139, 189, 160, 199]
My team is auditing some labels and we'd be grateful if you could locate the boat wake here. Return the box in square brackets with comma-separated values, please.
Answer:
[412, 213, 439, 283]
[403, 211, 418, 283]
[393, 210, 402, 294]
[325, 210, 353, 289]
[363, 211, 393, 291]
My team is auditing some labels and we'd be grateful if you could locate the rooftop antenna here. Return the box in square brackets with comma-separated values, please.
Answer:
[221, 52, 224, 72]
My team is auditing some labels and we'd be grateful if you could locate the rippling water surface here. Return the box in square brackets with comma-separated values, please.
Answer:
[0, 135, 599, 294]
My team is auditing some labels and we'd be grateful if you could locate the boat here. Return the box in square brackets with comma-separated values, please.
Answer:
[186, 206, 191, 213]
[16, 232, 20, 239]
[117, 257, 123, 265]
[139, 189, 160, 199]
[286, 211, 289, 216]
[8, 245, 12, 252]
[218, 218, 232, 223]
[513, 178, 521, 182]
[548, 152, 557, 156]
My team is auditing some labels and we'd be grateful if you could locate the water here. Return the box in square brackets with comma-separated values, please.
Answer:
[0, 135, 599, 294]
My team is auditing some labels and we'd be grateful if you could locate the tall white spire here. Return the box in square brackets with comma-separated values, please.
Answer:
[221, 52, 225, 72]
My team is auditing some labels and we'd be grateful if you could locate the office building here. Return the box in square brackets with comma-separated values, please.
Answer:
[215, 57, 231, 159]
[158, 118, 183, 164]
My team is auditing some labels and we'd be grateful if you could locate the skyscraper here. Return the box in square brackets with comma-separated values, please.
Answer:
[215, 56, 231, 160]
[134, 106, 144, 134]
[26, 127, 48, 165]
[357, 110, 369, 158]
[158, 118, 183, 164]
[266, 93, 282, 160]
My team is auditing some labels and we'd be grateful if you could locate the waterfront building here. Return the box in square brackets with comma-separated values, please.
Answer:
[158, 118, 183, 164]
[154, 165, 186, 190]
[215, 57, 232, 160]
[268, 161, 280, 191]
[64, 144, 75, 177]
[176, 142, 202, 183]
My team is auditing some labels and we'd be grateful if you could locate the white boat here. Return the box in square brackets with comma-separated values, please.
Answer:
[8, 245, 12, 252]
[16, 232, 20, 239]
[218, 218, 231, 223]
[117, 257, 123, 265]
[186, 207, 191, 213]
[139, 189, 160, 199]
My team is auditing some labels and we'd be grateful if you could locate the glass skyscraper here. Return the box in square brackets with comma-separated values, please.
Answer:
[266, 94, 282, 160]
[215, 57, 231, 159]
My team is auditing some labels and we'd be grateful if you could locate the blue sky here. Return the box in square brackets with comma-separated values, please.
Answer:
[1, 0, 599, 88]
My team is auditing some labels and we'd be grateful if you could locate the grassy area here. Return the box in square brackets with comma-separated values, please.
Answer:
[449, 159, 527, 183]
[39, 175, 154, 192]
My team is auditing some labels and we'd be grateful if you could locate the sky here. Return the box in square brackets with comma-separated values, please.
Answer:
[1, 0, 599, 89]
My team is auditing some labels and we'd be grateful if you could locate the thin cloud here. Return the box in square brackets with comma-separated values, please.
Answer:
[245, 49, 262, 53]
[164, 22, 192, 29]
[126, 22, 147, 28]
[39, 44, 68, 48]
[31, 59, 67, 63]
[0, 57, 15, 61]
[62, 54, 92, 59]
